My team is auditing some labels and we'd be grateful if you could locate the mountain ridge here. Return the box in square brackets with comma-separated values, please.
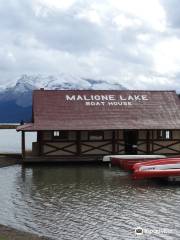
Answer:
[0, 74, 126, 123]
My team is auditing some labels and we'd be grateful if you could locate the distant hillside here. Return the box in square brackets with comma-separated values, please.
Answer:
[0, 74, 126, 123]
[0, 101, 32, 123]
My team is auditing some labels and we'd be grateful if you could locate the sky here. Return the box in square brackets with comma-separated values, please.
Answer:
[0, 0, 180, 90]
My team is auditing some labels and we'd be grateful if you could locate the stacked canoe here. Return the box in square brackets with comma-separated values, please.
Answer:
[103, 155, 180, 180]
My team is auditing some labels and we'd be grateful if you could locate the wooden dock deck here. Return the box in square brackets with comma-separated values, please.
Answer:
[22, 155, 103, 163]
[0, 124, 19, 129]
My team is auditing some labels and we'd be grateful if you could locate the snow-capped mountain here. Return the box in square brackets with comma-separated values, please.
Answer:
[0, 74, 126, 107]
[0, 74, 126, 123]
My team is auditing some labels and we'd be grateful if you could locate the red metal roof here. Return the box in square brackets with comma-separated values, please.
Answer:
[17, 90, 180, 131]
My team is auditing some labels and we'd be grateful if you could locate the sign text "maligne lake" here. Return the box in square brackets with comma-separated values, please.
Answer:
[65, 94, 149, 106]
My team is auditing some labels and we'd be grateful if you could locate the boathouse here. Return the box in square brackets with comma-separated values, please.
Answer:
[17, 90, 180, 162]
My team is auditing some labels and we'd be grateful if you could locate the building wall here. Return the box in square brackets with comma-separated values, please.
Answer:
[33, 129, 180, 156]
[115, 130, 125, 154]
[40, 130, 116, 156]
[137, 130, 180, 155]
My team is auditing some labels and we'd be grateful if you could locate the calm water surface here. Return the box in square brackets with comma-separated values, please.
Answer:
[0, 129, 36, 153]
[0, 164, 179, 240]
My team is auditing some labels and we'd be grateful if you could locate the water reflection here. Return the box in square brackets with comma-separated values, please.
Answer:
[0, 164, 179, 239]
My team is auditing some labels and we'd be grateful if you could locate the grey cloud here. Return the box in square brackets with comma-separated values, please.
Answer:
[161, 0, 180, 29]
[0, 0, 106, 54]
[0, 0, 179, 91]
[35, 14, 106, 53]
[0, 0, 34, 31]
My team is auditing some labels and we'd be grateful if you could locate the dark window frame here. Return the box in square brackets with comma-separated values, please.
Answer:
[157, 130, 172, 140]
[52, 130, 69, 140]
[88, 131, 104, 141]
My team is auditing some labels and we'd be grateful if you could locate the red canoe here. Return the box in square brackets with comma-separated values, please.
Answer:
[133, 158, 180, 180]
[103, 155, 166, 171]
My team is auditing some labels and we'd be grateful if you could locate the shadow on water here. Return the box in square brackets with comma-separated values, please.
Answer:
[0, 163, 180, 239]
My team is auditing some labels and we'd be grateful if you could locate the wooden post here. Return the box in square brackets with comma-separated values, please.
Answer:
[77, 131, 81, 155]
[146, 130, 150, 154]
[152, 130, 154, 153]
[112, 130, 116, 154]
[37, 131, 42, 156]
[21, 131, 25, 160]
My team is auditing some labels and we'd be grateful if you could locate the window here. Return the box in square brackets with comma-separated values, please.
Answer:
[88, 131, 104, 140]
[157, 130, 172, 140]
[54, 131, 60, 137]
[53, 131, 68, 140]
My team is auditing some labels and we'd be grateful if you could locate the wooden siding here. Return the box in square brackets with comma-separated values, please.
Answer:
[39, 130, 115, 156]
[31, 129, 180, 157]
[137, 130, 180, 155]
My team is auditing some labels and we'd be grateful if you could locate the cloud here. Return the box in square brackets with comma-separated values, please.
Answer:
[160, 0, 180, 29]
[0, 0, 180, 91]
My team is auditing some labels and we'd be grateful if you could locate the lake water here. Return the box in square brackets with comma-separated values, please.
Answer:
[0, 130, 180, 239]
[0, 164, 179, 240]
[0, 129, 36, 153]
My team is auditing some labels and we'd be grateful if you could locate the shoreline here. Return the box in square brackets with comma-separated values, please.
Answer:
[0, 224, 50, 240]
[0, 154, 21, 167]
[0, 158, 51, 239]
[0, 158, 49, 239]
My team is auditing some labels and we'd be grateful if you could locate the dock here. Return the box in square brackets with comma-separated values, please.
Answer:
[0, 124, 19, 129]
[22, 155, 103, 163]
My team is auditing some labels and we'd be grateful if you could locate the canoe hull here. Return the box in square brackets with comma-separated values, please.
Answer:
[110, 155, 166, 171]
[133, 169, 180, 179]
[133, 158, 180, 179]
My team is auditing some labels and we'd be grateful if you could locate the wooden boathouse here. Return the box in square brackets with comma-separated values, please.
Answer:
[17, 90, 180, 162]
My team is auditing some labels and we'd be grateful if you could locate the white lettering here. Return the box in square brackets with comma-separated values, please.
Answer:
[84, 95, 91, 101]
[85, 101, 105, 106]
[127, 95, 134, 101]
[119, 95, 127, 101]
[66, 95, 75, 101]
[66, 94, 149, 103]
[95, 102, 101, 106]
[142, 95, 148, 100]
[108, 101, 132, 106]
[108, 102, 117, 106]
[94, 95, 101, 101]
[109, 95, 116, 100]
[134, 95, 141, 101]
[76, 95, 84, 100]
[101, 95, 109, 101]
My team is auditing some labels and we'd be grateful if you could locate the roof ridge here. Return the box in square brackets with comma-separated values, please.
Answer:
[34, 89, 177, 92]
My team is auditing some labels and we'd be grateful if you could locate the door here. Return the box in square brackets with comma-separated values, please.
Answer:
[124, 130, 138, 154]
